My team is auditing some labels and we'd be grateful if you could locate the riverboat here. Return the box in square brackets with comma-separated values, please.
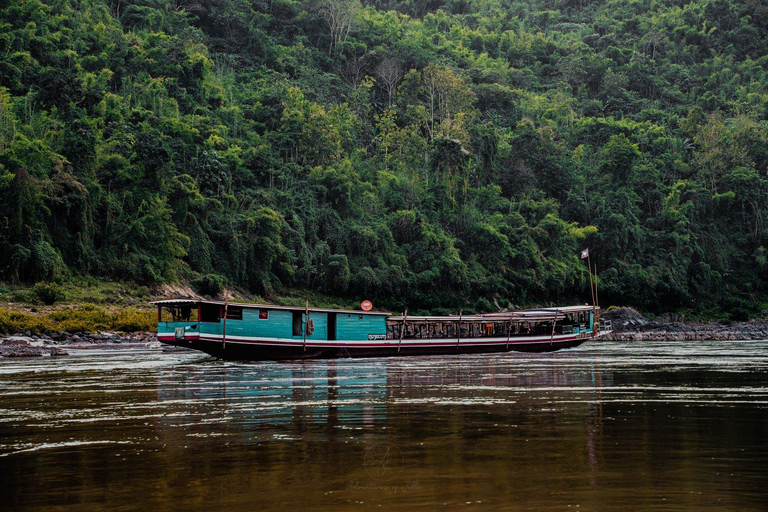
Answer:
[153, 299, 611, 360]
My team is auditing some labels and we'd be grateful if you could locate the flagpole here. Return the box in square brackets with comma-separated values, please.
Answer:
[594, 263, 599, 310]
[582, 248, 596, 334]
[593, 262, 600, 333]
[586, 253, 596, 309]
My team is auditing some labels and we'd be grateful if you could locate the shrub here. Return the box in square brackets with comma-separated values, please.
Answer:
[192, 273, 225, 297]
[22, 313, 56, 333]
[0, 309, 20, 334]
[10, 290, 30, 303]
[0, 306, 156, 335]
[33, 282, 67, 305]
[113, 309, 156, 332]
[48, 305, 111, 332]
[0, 309, 55, 334]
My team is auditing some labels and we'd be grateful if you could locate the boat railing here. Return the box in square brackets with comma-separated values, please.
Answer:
[159, 320, 199, 329]
[158, 321, 200, 339]
[385, 319, 581, 340]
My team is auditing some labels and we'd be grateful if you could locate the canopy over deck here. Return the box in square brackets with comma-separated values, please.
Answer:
[388, 305, 596, 323]
[151, 297, 391, 316]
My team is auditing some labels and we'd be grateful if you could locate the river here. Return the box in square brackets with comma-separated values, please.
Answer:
[1, 340, 767, 510]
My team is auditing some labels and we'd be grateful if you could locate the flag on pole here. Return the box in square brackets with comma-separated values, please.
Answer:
[580, 248, 589, 259]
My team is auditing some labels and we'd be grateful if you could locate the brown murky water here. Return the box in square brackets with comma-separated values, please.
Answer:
[2, 341, 768, 510]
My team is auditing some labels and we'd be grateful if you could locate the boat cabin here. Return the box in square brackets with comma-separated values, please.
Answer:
[153, 298, 391, 342]
[386, 306, 595, 340]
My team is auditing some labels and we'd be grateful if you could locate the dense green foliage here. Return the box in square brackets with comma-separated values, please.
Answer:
[1, 0, 767, 314]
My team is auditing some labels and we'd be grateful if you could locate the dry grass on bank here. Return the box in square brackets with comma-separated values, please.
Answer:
[0, 305, 156, 335]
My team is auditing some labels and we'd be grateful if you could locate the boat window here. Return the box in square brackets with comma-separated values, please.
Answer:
[259, 309, 269, 320]
[167, 306, 195, 322]
[384, 319, 548, 340]
[224, 307, 243, 320]
[200, 304, 221, 323]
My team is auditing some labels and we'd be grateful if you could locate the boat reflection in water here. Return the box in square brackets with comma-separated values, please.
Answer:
[154, 353, 610, 445]
[146, 351, 615, 506]
[154, 360, 395, 440]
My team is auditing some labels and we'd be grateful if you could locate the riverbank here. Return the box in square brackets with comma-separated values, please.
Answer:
[602, 307, 768, 341]
[0, 331, 175, 357]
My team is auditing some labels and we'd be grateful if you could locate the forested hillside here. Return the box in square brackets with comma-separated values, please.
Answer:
[1, 0, 767, 315]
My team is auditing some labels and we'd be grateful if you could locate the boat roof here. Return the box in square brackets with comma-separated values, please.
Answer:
[388, 313, 562, 322]
[150, 297, 392, 316]
[151, 298, 595, 321]
[388, 305, 596, 323]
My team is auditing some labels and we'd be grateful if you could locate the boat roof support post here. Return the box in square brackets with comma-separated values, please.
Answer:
[222, 299, 228, 350]
[550, 311, 559, 346]
[456, 310, 463, 349]
[397, 309, 408, 352]
[303, 301, 309, 352]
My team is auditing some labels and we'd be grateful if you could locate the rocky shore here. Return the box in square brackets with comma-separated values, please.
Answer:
[602, 307, 768, 341]
[0, 331, 175, 357]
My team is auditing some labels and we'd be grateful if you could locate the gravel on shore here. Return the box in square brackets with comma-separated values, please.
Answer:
[0, 331, 187, 357]
[602, 307, 768, 341]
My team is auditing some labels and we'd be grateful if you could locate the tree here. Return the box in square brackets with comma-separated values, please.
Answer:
[317, 0, 360, 55]
[375, 57, 404, 107]
[340, 50, 376, 92]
